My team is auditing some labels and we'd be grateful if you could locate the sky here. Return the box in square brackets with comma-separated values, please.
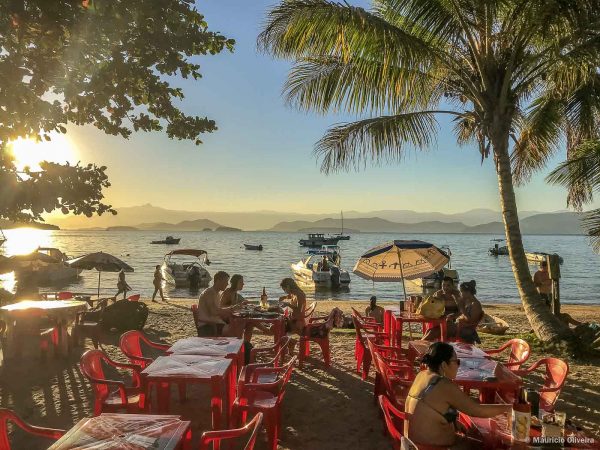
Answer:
[29, 0, 598, 215]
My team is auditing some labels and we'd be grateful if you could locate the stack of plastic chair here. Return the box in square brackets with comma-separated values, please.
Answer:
[351, 314, 389, 379]
[232, 356, 297, 450]
[367, 339, 413, 403]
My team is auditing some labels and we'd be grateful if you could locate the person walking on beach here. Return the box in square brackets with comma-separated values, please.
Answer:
[152, 265, 165, 302]
[533, 261, 553, 307]
[116, 269, 131, 300]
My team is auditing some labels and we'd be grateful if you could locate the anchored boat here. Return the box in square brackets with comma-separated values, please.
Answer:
[291, 245, 350, 288]
[298, 233, 341, 247]
[161, 249, 211, 288]
[489, 239, 509, 256]
[244, 244, 263, 251]
[151, 236, 181, 245]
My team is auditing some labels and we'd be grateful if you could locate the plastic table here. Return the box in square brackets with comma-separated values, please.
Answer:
[408, 340, 490, 362]
[48, 413, 191, 450]
[0, 300, 87, 358]
[141, 355, 235, 431]
[231, 309, 285, 344]
[167, 337, 244, 375]
[383, 307, 447, 346]
[461, 412, 599, 449]
[454, 357, 522, 403]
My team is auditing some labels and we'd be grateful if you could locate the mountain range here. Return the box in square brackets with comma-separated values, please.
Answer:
[47, 203, 553, 230]
[42, 204, 585, 235]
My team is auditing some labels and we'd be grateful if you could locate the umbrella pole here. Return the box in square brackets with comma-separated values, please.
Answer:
[98, 271, 101, 297]
[397, 248, 408, 302]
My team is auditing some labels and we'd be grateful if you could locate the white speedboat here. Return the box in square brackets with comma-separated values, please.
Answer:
[291, 245, 350, 288]
[161, 249, 211, 288]
[525, 251, 564, 265]
[16, 247, 82, 285]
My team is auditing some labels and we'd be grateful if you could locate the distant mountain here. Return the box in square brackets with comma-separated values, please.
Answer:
[272, 212, 586, 235]
[135, 219, 221, 231]
[215, 226, 242, 232]
[44, 203, 576, 232]
[106, 226, 138, 231]
[298, 227, 360, 233]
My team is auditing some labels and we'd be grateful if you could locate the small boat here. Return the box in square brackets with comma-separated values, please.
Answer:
[525, 251, 564, 265]
[161, 249, 211, 288]
[244, 244, 263, 251]
[151, 236, 181, 245]
[489, 239, 509, 256]
[477, 313, 509, 335]
[291, 245, 350, 288]
[334, 211, 351, 240]
[13, 247, 82, 285]
[298, 233, 341, 247]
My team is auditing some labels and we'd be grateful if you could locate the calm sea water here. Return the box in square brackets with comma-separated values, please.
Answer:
[1, 229, 598, 304]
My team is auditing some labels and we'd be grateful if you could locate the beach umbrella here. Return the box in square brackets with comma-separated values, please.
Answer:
[353, 240, 449, 300]
[0, 251, 59, 275]
[66, 252, 134, 297]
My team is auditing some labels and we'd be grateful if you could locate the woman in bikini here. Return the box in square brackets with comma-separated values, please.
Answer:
[279, 278, 307, 353]
[405, 342, 511, 448]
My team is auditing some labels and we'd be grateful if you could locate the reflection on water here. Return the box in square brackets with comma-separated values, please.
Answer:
[0, 229, 599, 304]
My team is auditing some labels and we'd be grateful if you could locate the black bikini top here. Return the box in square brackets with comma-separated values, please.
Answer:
[408, 376, 459, 424]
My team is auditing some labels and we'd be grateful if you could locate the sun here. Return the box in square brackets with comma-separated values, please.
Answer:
[8, 134, 76, 171]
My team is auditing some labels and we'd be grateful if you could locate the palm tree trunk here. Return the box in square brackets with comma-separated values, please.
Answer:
[491, 126, 573, 344]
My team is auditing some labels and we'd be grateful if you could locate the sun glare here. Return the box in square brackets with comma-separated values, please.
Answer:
[9, 134, 76, 171]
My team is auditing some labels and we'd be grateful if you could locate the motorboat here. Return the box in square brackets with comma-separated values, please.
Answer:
[525, 251, 564, 265]
[298, 233, 341, 247]
[406, 246, 459, 291]
[151, 236, 181, 245]
[244, 244, 263, 251]
[161, 249, 211, 288]
[13, 247, 82, 285]
[489, 239, 509, 256]
[291, 245, 350, 288]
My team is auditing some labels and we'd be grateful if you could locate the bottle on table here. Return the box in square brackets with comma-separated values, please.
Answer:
[511, 387, 532, 443]
[260, 287, 268, 309]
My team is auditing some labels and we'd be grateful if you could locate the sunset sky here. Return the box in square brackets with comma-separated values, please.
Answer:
[31, 0, 598, 215]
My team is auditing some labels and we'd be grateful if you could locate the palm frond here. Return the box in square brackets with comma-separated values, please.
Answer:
[258, 0, 433, 66]
[284, 55, 442, 115]
[511, 96, 563, 184]
[314, 112, 440, 174]
[581, 208, 600, 253]
[546, 139, 600, 209]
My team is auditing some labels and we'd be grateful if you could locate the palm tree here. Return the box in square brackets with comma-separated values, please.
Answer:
[547, 140, 600, 252]
[259, 0, 600, 344]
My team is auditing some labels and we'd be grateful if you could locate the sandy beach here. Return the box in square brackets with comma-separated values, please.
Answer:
[3, 298, 600, 449]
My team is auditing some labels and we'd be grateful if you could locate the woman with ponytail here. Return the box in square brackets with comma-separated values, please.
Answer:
[405, 342, 511, 447]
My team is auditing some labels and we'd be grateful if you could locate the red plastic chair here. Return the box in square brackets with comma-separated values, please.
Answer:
[119, 330, 170, 369]
[484, 338, 530, 372]
[351, 306, 380, 323]
[0, 408, 65, 449]
[80, 349, 146, 415]
[249, 335, 292, 366]
[513, 358, 569, 412]
[367, 339, 413, 403]
[298, 309, 337, 368]
[241, 337, 292, 394]
[199, 412, 263, 450]
[352, 315, 389, 379]
[57, 291, 74, 300]
[232, 356, 297, 450]
[372, 352, 414, 410]
[126, 294, 141, 302]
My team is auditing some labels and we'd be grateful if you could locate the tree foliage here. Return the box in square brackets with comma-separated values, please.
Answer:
[0, 0, 234, 221]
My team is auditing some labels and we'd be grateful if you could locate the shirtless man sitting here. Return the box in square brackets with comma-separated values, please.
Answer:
[433, 276, 461, 318]
[197, 271, 246, 336]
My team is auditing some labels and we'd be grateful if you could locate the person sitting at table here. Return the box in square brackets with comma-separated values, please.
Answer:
[423, 280, 483, 343]
[405, 342, 512, 448]
[220, 274, 245, 307]
[197, 271, 246, 337]
[279, 277, 307, 353]
[433, 276, 460, 317]
[365, 295, 384, 324]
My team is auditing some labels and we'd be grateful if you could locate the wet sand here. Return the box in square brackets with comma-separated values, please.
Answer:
[3, 299, 600, 449]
